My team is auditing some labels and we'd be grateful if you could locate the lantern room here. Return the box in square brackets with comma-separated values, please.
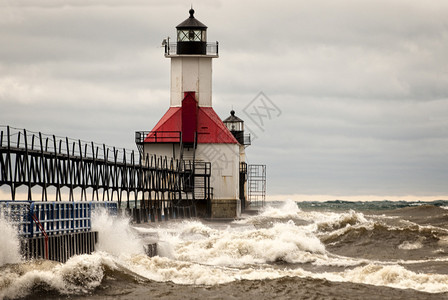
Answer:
[223, 110, 244, 132]
[223, 110, 251, 146]
[176, 9, 207, 55]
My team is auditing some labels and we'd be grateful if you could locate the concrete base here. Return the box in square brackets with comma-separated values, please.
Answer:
[211, 199, 241, 219]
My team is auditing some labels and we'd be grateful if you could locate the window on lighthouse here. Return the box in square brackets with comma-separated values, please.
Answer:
[225, 122, 243, 132]
[178, 30, 205, 42]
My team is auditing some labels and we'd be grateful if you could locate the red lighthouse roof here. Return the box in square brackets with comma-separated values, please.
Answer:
[144, 93, 238, 144]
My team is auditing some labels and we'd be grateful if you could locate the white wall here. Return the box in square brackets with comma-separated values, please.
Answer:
[143, 142, 240, 201]
[143, 144, 176, 160]
[170, 56, 213, 107]
[196, 143, 240, 200]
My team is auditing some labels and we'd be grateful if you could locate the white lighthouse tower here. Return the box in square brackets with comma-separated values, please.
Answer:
[168, 8, 214, 108]
[137, 8, 249, 218]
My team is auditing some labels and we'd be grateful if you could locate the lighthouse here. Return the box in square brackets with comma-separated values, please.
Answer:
[136, 8, 250, 218]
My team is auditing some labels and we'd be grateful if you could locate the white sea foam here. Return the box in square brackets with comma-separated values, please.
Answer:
[238, 200, 369, 236]
[0, 216, 22, 266]
[332, 264, 448, 293]
[313, 210, 369, 231]
[235, 199, 303, 225]
[0, 253, 118, 299]
[156, 219, 326, 266]
[259, 199, 302, 218]
[91, 208, 145, 257]
[398, 240, 424, 250]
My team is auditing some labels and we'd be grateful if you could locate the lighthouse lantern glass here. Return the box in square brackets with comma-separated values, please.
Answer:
[178, 29, 205, 42]
[225, 121, 243, 132]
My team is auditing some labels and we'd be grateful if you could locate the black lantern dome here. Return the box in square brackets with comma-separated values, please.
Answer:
[176, 9, 208, 55]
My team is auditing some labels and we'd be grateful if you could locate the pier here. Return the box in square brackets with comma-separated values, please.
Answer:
[0, 126, 211, 213]
[0, 125, 211, 262]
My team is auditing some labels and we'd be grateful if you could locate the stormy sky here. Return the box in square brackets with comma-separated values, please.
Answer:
[1, 0, 448, 200]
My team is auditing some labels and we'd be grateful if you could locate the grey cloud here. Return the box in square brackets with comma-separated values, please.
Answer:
[1, 0, 448, 198]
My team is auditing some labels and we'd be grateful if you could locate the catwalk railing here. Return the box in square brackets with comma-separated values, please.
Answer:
[164, 42, 219, 56]
[0, 200, 116, 262]
[0, 200, 117, 238]
[0, 126, 210, 209]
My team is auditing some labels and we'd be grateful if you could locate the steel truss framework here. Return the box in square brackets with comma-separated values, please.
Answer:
[0, 126, 209, 209]
[247, 164, 266, 207]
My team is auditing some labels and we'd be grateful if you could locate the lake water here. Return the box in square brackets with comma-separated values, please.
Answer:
[1, 199, 448, 299]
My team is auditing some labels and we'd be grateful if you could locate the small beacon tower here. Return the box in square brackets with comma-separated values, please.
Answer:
[137, 9, 248, 218]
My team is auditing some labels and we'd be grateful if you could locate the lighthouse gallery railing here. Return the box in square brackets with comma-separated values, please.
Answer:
[164, 42, 219, 56]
